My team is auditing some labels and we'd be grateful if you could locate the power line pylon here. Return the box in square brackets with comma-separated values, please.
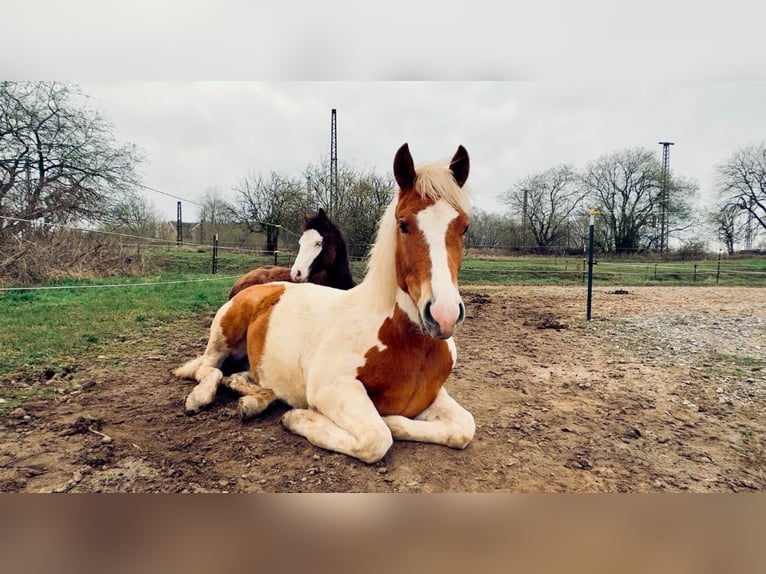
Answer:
[330, 108, 338, 218]
[658, 141, 674, 252]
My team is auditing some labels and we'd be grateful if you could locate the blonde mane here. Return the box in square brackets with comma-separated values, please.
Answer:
[414, 160, 472, 214]
[362, 159, 471, 310]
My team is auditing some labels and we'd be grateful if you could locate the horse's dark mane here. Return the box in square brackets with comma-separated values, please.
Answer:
[304, 208, 356, 289]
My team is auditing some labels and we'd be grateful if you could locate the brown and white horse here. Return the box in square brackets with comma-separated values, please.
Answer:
[174, 143, 474, 463]
[228, 208, 355, 299]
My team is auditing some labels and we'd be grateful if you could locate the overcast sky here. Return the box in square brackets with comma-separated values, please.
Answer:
[76, 81, 766, 220]
[4, 1, 765, 221]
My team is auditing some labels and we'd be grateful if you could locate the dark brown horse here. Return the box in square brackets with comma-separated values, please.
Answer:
[228, 208, 355, 299]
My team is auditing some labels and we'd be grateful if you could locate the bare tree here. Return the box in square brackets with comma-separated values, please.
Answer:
[198, 187, 236, 226]
[500, 164, 586, 250]
[708, 202, 745, 255]
[303, 161, 393, 257]
[338, 170, 393, 257]
[465, 209, 516, 251]
[102, 193, 162, 236]
[197, 186, 237, 243]
[715, 142, 766, 250]
[233, 172, 305, 253]
[581, 148, 697, 253]
[1, 81, 143, 281]
[234, 160, 393, 259]
[0, 81, 143, 232]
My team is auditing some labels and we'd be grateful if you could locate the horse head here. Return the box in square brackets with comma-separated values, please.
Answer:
[392, 143, 470, 339]
[290, 208, 353, 288]
[290, 210, 327, 282]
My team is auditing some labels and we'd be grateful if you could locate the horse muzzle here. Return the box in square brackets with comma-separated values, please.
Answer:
[290, 267, 309, 282]
[421, 298, 465, 339]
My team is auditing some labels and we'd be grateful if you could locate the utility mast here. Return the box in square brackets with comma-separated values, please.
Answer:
[330, 108, 338, 218]
[658, 141, 674, 252]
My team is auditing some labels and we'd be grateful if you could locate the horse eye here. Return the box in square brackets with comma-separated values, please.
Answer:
[315, 241, 322, 247]
[463, 225, 469, 236]
[398, 220, 409, 234]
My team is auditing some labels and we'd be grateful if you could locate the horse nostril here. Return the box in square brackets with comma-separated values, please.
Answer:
[295, 270, 302, 278]
[423, 300, 435, 325]
[457, 301, 465, 324]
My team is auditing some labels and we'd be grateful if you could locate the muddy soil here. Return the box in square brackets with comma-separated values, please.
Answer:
[1, 286, 764, 492]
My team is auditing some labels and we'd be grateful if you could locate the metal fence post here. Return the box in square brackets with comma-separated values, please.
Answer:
[716, 251, 721, 285]
[586, 210, 599, 321]
[274, 225, 280, 266]
[211, 233, 218, 274]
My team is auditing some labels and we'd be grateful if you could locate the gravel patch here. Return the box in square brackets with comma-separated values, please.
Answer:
[603, 314, 766, 363]
[592, 312, 766, 407]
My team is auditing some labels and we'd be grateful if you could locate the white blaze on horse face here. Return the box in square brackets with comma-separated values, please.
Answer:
[416, 200, 464, 338]
[290, 229, 323, 282]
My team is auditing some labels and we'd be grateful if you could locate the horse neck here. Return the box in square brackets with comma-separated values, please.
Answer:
[329, 239, 356, 288]
[309, 259, 355, 289]
[356, 200, 400, 312]
[327, 260, 356, 289]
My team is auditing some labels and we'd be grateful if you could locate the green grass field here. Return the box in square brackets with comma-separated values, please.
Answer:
[145, 247, 766, 287]
[1, 249, 765, 413]
[0, 273, 233, 412]
[458, 255, 766, 287]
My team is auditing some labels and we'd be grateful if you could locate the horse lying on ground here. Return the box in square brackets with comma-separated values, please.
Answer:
[175, 143, 474, 463]
[228, 208, 355, 299]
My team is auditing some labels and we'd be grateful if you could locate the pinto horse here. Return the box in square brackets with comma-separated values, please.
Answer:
[228, 208, 355, 299]
[175, 143, 474, 463]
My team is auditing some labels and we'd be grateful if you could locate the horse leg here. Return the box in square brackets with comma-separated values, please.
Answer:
[220, 371, 258, 393]
[182, 364, 225, 415]
[173, 302, 236, 414]
[220, 372, 277, 420]
[281, 375, 393, 464]
[382, 387, 475, 449]
[238, 389, 277, 420]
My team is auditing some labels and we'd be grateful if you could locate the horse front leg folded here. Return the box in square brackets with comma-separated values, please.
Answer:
[174, 301, 237, 415]
[281, 376, 394, 464]
[382, 387, 475, 449]
[183, 365, 224, 414]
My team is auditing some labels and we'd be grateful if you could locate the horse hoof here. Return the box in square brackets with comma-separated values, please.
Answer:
[184, 395, 207, 415]
[238, 395, 267, 420]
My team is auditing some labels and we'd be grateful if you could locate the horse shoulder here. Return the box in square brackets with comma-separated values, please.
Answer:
[254, 283, 350, 407]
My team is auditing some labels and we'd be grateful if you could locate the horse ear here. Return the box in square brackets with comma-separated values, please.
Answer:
[450, 145, 470, 187]
[393, 143, 416, 191]
[317, 207, 327, 218]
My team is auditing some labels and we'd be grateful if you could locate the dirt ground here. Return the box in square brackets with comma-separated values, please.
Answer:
[1, 285, 764, 492]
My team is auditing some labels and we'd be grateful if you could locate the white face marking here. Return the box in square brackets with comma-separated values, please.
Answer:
[291, 229, 323, 282]
[416, 201, 463, 334]
[417, 201, 458, 296]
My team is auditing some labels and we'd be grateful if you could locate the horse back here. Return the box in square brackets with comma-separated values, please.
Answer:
[229, 266, 293, 299]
